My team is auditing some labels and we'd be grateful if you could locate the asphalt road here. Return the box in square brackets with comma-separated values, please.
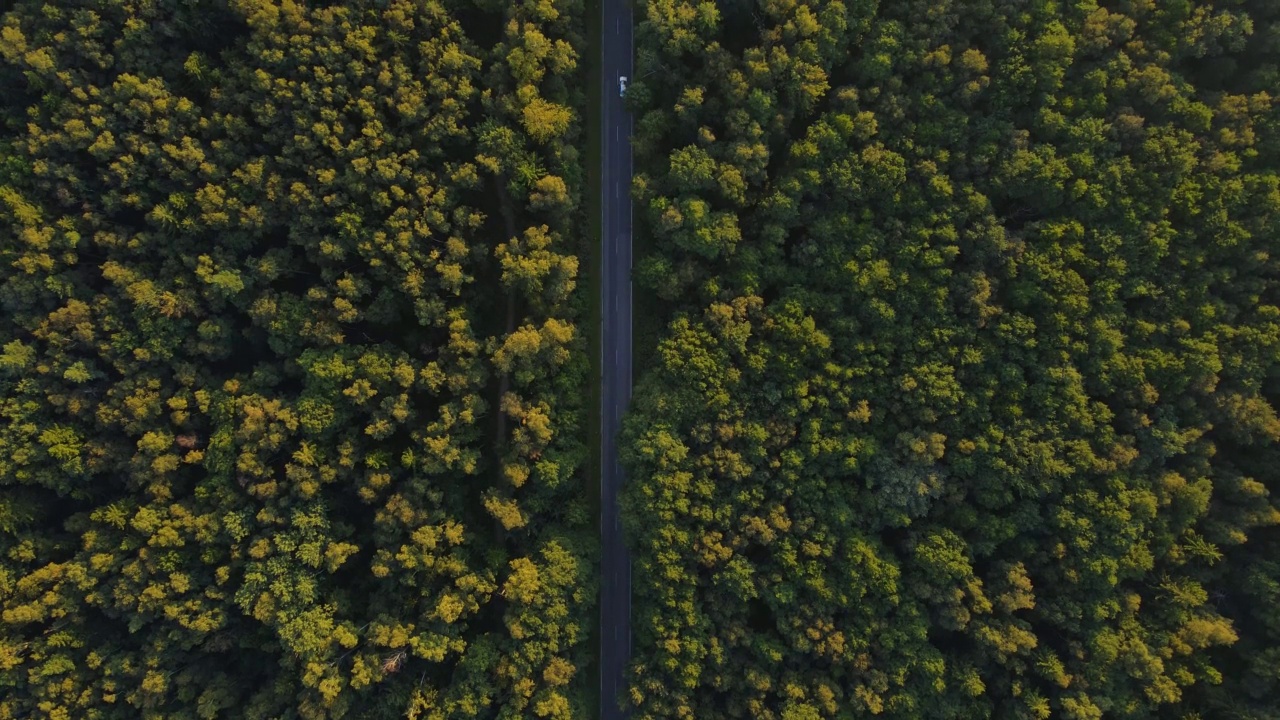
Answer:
[599, 0, 634, 716]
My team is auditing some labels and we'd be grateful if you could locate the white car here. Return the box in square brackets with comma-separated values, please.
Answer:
[619, 76, 628, 97]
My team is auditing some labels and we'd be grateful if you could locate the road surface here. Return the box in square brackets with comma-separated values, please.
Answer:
[599, 0, 634, 716]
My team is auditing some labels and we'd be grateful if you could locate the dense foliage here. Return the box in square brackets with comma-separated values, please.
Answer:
[0, 0, 592, 717]
[623, 0, 1280, 718]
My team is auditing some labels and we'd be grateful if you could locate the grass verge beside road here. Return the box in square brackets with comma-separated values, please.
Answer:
[630, 218, 662, 379]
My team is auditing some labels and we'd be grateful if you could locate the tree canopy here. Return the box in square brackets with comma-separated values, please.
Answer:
[0, 0, 592, 717]
[623, 0, 1280, 718]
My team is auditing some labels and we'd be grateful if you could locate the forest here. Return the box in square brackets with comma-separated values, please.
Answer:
[5, 0, 1280, 719]
[622, 0, 1280, 719]
[0, 0, 593, 717]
